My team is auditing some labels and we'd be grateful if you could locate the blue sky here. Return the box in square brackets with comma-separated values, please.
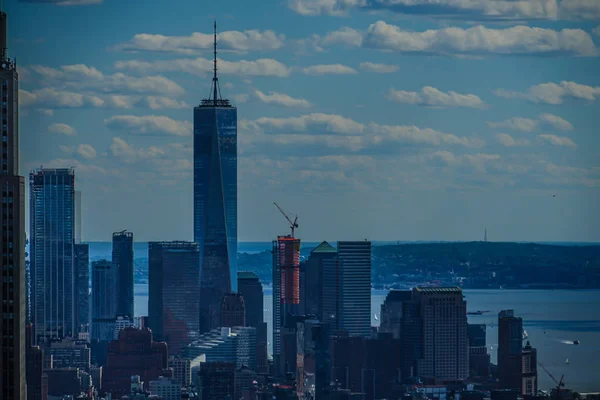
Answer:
[9, 0, 600, 242]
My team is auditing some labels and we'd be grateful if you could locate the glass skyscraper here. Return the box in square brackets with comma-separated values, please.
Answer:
[193, 27, 237, 333]
[112, 230, 134, 320]
[29, 168, 76, 342]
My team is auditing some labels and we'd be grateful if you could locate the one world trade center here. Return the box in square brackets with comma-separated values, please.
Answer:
[193, 22, 237, 333]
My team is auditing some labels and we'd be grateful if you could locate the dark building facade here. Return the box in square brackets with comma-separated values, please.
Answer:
[91, 259, 116, 341]
[221, 293, 246, 327]
[46, 368, 82, 398]
[198, 361, 236, 400]
[74, 243, 90, 332]
[149, 241, 201, 355]
[521, 341, 538, 395]
[26, 324, 47, 400]
[112, 230, 134, 320]
[296, 319, 331, 400]
[104, 327, 168, 398]
[194, 28, 238, 334]
[468, 323, 489, 379]
[30, 168, 76, 342]
[237, 272, 268, 374]
[468, 324, 487, 347]
[0, 8, 26, 397]
[498, 310, 523, 390]
[303, 241, 338, 320]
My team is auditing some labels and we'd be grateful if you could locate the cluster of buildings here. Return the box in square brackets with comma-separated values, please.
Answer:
[0, 12, 574, 400]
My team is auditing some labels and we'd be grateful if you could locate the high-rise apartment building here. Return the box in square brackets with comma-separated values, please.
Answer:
[221, 293, 246, 327]
[338, 241, 371, 337]
[521, 341, 538, 395]
[112, 230, 134, 319]
[194, 24, 237, 334]
[74, 243, 90, 331]
[149, 241, 201, 355]
[149, 376, 181, 400]
[0, 9, 26, 397]
[272, 235, 301, 374]
[104, 327, 168, 398]
[413, 287, 469, 382]
[237, 271, 268, 374]
[91, 259, 116, 341]
[30, 168, 76, 342]
[498, 309, 523, 390]
[198, 361, 236, 400]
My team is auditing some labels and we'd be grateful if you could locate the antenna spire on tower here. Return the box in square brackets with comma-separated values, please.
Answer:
[213, 20, 218, 106]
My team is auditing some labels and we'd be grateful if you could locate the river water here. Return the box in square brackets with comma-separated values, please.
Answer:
[134, 285, 600, 392]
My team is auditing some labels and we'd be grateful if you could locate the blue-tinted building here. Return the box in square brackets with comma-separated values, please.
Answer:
[29, 168, 76, 343]
[194, 26, 237, 333]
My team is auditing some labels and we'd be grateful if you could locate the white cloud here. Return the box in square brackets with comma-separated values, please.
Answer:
[538, 134, 577, 147]
[233, 94, 250, 104]
[48, 123, 77, 136]
[314, 20, 597, 57]
[61, 144, 97, 160]
[144, 96, 190, 110]
[495, 133, 530, 147]
[287, 0, 599, 21]
[431, 151, 501, 173]
[387, 87, 486, 108]
[488, 113, 573, 132]
[115, 57, 291, 78]
[20, 88, 103, 108]
[109, 137, 167, 163]
[38, 109, 54, 116]
[31, 64, 185, 96]
[594, 25, 600, 37]
[104, 115, 192, 136]
[358, 62, 399, 73]
[116, 29, 285, 54]
[539, 113, 573, 131]
[254, 90, 311, 107]
[487, 117, 538, 132]
[495, 81, 600, 104]
[301, 64, 357, 75]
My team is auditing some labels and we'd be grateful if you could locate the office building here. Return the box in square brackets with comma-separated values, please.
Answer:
[113, 230, 134, 320]
[0, 8, 26, 398]
[235, 365, 256, 400]
[74, 243, 90, 332]
[104, 327, 168, 398]
[149, 241, 201, 355]
[46, 368, 82, 398]
[26, 323, 47, 400]
[221, 293, 246, 327]
[149, 376, 181, 400]
[521, 341, 538, 395]
[379, 290, 412, 339]
[91, 259, 116, 341]
[304, 241, 338, 320]
[237, 271, 268, 374]
[198, 361, 236, 400]
[185, 326, 256, 370]
[498, 310, 523, 390]
[272, 235, 301, 374]
[43, 337, 90, 371]
[168, 356, 192, 387]
[468, 324, 489, 379]
[338, 241, 372, 337]
[194, 24, 237, 334]
[296, 319, 331, 400]
[30, 167, 76, 342]
[468, 324, 487, 347]
[413, 287, 469, 382]
[90, 365, 102, 392]
[114, 314, 134, 340]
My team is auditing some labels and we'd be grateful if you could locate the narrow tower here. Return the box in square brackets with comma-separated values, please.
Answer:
[193, 22, 238, 333]
[0, 5, 27, 398]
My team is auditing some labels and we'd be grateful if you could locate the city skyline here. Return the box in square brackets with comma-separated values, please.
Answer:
[9, 0, 600, 243]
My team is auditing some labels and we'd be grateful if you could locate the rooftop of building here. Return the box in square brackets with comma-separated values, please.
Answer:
[384, 289, 412, 302]
[414, 286, 462, 294]
[237, 271, 259, 280]
[310, 241, 337, 254]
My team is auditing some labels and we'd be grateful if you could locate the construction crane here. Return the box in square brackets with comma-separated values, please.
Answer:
[538, 361, 565, 399]
[273, 202, 298, 237]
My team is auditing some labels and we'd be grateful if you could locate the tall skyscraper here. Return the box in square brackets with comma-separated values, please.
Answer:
[498, 309, 523, 390]
[0, 8, 26, 399]
[521, 341, 538, 395]
[112, 230, 134, 319]
[91, 260, 116, 341]
[30, 167, 76, 343]
[413, 287, 469, 382]
[237, 271, 268, 374]
[272, 235, 300, 374]
[75, 191, 82, 244]
[74, 243, 90, 331]
[194, 23, 237, 333]
[221, 293, 245, 327]
[303, 241, 338, 320]
[149, 241, 201, 355]
[338, 240, 371, 337]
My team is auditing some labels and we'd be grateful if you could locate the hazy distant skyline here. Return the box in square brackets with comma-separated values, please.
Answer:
[12, 0, 600, 242]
